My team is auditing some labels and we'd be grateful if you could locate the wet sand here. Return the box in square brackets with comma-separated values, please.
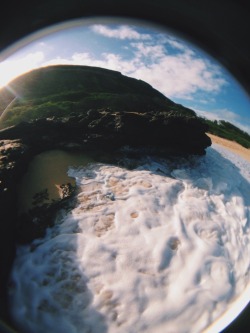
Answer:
[207, 133, 250, 162]
[18, 150, 93, 213]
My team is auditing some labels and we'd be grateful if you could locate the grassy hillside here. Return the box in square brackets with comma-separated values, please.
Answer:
[0, 65, 196, 129]
[205, 119, 250, 148]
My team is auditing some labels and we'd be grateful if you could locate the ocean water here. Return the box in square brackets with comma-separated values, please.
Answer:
[8, 144, 250, 333]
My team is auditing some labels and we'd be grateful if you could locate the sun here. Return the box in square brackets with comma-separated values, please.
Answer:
[0, 51, 44, 89]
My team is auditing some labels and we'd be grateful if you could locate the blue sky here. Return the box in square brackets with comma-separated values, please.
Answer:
[0, 21, 250, 133]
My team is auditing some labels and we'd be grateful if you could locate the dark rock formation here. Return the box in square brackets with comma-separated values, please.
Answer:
[0, 65, 211, 156]
[0, 140, 31, 321]
[0, 108, 211, 321]
[0, 65, 197, 128]
[0, 109, 211, 156]
[16, 186, 76, 244]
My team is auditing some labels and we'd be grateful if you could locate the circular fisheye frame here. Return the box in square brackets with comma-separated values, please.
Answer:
[0, 2, 250, 333]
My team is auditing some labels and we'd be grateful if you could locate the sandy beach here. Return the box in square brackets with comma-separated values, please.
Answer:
[207, 133, 250, 162]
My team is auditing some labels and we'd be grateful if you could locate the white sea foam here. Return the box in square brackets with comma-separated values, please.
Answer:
[8, 145, 250, 333]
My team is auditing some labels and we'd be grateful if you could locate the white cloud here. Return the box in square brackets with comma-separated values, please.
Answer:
[166, 38, 189, 51]
[162, 35, 195, 54]
[195, 108, 250, 134]
[42, 44, 226, 100]
[235, 123, 250, 135]
[92, 25, 151, 40]
[114, 42, 226, 98]
[131, 42, 165, 59]
[43, 52, 139, 74]
[195, 108, 238, 121]
[0, 26, 227, 104]
[129, 53, 226, 98]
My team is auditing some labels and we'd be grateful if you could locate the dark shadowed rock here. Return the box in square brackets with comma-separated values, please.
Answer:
[0, 140, 31, 320]
[0, 65, 211, 155]
[0, 109, 211, 155]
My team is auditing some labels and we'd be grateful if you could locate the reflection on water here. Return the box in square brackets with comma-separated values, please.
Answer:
[17, 150, 93, 213]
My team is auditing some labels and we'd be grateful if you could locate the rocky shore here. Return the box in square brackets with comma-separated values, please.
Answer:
[0, 108, 211, 322]
[0, 139, 31, 320]
[0, 109, 211, 153]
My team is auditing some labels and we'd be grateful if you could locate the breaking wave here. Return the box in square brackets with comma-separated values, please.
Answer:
[8, 144, 250, 333]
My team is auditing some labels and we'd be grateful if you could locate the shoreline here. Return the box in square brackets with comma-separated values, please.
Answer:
[16, 134, 250, 213]
[207, 133, 250, 162]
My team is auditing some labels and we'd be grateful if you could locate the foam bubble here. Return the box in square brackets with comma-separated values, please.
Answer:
[8, 146, 250, 333]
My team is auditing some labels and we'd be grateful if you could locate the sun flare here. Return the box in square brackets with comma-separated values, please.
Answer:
[0, 51, 44, 88]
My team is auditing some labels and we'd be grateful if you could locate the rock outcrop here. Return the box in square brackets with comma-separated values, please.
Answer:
[0, 139, 31, 320]
[0, 109, 211, 156]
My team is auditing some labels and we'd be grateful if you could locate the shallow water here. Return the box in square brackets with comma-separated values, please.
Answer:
[17, 150, 93, 212]
[9, 145, 250, 333]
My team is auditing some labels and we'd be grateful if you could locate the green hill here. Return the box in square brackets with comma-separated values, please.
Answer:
[0, 65, 195, 129]
[205, 119, 250, 148]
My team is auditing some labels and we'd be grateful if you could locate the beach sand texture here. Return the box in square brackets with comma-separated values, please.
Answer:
[207, 133, 250, 162]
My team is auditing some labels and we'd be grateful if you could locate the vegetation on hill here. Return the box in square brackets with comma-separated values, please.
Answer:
[0, 65, 196, 129]
[0, 65, 248, 150]
[205, 119, 250, 148]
